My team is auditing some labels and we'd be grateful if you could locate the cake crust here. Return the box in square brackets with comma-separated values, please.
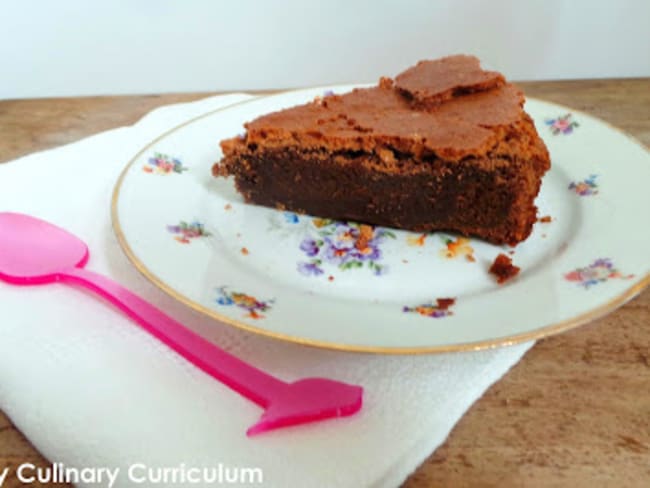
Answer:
[214, 55, 550, 245]
[394, 55, 506, 107]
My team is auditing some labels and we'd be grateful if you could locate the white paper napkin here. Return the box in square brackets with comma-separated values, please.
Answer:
[0, 94, 533, 488]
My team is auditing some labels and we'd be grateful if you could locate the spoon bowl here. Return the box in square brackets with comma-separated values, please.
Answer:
[0, 212, 88, 284]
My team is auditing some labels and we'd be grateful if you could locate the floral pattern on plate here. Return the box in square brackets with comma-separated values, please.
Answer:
[403, 298, 456, 318]
[113, 87, 650, 352]
[266, 210, 313, 238]
[283, 211, 300, 224]
[440, 236, 476, 262]
[564, 258, 634, 289]
[406, 234, 427, 247]
[143, 152, 188, 174]
[167, 221, 211, 244]
[569, 175, 598, 196]
[545, 113, 579, 135]
[215, 286, 274, 319]
[298, 218, 396, 277]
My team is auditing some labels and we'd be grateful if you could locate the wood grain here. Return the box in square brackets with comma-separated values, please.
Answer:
[1, 79, 649, 487]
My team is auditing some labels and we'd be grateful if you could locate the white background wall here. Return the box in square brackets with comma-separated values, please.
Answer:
[1, 0, 649, 99]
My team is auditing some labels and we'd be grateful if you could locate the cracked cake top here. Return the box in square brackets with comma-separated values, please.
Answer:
[223, 55, 544, 162]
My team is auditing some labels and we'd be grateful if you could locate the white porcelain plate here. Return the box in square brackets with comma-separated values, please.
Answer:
[112, 86, 650, 353]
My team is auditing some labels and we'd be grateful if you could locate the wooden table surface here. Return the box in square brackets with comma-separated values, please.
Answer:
[1, 79, 649, 487]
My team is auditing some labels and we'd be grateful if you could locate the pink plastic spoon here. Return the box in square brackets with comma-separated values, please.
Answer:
[0, 212, 362, 436]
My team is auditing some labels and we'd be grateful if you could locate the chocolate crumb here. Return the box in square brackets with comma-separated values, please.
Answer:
[436, 298, 456, 310]
[224, 204, 232, 211]
[328, 275, 334, 282]
[489, 253, 520, 284]
[538, 215, 552, 223]
[241, 247, 249, 255]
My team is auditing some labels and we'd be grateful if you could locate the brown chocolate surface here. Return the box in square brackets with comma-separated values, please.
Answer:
[394, 55, 506, 106]
[240, 54, 524, 160]
[243, 76, 526, 162]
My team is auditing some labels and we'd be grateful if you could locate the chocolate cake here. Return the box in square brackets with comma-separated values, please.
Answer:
[489, 253, 521, 284]
[213, 55, 550, 245]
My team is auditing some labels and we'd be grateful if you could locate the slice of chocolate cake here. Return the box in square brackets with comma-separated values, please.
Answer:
[213, 55, 550, 245]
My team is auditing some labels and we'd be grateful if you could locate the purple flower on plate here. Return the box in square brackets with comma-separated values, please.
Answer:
[300, 238, 320, 257]
[545, 113, 579, 135]
[353, 244, 381, 262]
[167, 221, 211, 244]
[324, 240, 349, 261]
[592, 258, 613, 269]
[295, 218, 395, 278]
[144, 152, 187, 174]
[569, 174, 598, 196]
[564, 258, 634, 289]
[298, 261, 324, 276]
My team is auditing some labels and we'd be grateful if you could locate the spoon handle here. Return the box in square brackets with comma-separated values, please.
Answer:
[59, 267, 286, 407]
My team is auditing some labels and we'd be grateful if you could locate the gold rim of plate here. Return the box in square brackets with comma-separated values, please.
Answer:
[110, 92, 650, 355]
